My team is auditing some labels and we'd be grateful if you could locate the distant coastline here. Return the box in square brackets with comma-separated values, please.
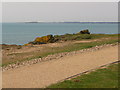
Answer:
[4, 21, 119, 24]
[24, 22, 119, 24]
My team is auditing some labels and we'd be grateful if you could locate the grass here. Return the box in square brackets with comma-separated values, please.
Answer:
[47, 63, 119, 88]
[55, 39, 118, 53]
[54, 34, 118, 41]
[2, 34, 118, 67]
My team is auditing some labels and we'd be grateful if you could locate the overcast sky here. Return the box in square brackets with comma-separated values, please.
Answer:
[2, 2, 118, 22]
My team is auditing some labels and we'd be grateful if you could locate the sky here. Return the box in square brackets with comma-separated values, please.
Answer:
[2, 2, 118, 22]
[1, 0, 120, 2]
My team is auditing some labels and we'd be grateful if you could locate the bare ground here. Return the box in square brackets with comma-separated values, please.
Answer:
[2, 37, 113, 64]
[2, 39, 97, 64]
[2, 45, 118, 88]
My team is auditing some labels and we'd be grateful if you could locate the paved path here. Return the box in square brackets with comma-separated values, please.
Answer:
[2, 45, 118, 88]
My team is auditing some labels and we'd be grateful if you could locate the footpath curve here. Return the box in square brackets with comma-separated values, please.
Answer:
[2, 45, 118, 88]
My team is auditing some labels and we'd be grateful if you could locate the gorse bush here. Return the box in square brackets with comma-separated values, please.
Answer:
[27, 35, 55, 45]
[35, 35, 54, 43]
[78, 29, 90, 34]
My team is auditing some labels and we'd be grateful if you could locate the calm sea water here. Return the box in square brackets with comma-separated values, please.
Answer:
[2, 23, 118, 45]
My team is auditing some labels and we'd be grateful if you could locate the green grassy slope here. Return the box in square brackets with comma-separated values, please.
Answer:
[48, 63, 119, 88]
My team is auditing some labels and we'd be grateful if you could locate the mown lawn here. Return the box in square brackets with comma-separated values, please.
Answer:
[47, 63, 119, 88]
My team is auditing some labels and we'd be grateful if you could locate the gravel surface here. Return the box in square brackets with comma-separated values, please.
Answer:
[2, 43, 118, 88]
[2, 43, 118, 71]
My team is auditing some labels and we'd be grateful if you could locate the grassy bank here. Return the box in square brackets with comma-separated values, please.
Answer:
[54, 34, 118, 41]
[47, 63, 119, 88]
[2, 34, 118, 67]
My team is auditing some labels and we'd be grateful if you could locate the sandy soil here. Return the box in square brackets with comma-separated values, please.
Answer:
[2, 45, 118, 88]
[2, 37, 114, 65]
[2, 38, 105, 54]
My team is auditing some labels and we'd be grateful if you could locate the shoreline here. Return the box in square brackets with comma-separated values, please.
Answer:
[1, 33, 119, 46]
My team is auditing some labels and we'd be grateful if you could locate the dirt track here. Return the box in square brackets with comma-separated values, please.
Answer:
[2, 45, 118, 88]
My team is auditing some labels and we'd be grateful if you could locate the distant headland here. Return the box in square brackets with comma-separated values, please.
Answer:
[24, 21, 119, 24]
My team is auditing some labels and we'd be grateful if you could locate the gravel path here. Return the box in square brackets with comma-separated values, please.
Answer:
[2, 45, 118, 88]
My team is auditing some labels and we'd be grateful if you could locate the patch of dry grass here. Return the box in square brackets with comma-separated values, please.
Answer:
[2, 34, 118, 66]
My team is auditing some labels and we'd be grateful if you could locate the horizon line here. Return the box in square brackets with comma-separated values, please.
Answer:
[1, 21, 120, 23]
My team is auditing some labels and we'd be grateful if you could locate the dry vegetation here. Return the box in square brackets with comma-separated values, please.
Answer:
[1, 34, 118, 66]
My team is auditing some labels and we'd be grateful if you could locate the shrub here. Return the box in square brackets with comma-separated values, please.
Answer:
[79, 29, 90, 34]
[34, 35, 54, 43]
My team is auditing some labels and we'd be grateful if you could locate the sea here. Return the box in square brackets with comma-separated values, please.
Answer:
[1, 22, 119, 45]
